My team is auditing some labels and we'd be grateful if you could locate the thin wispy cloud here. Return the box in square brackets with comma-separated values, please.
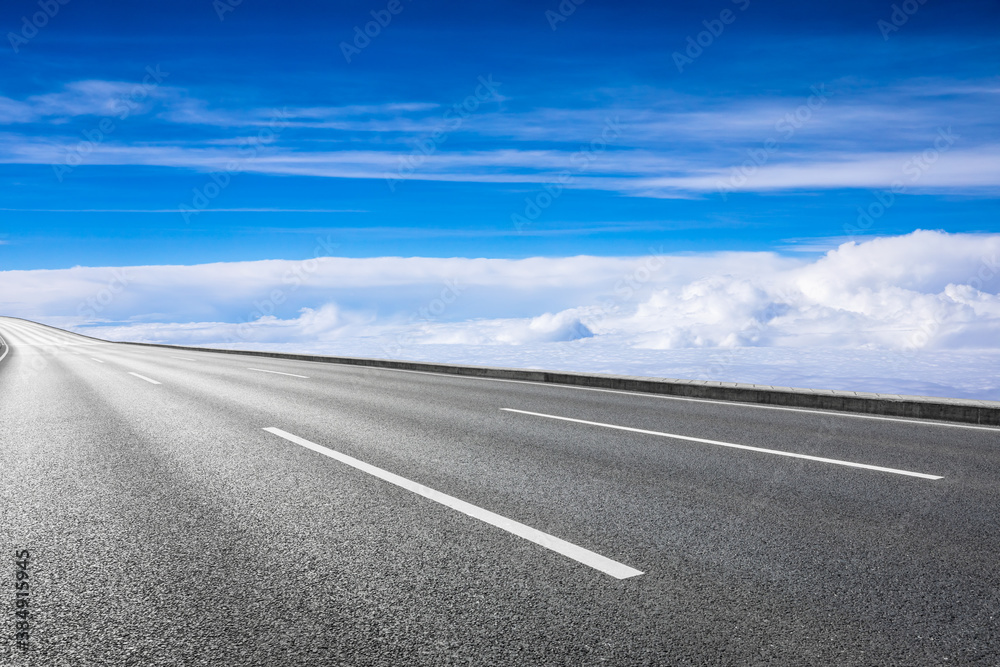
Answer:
[1, 78, 996, 197]
[0, 208, 367, 213]
[2, 138, 995, 195]
[0, 80, 175, 123]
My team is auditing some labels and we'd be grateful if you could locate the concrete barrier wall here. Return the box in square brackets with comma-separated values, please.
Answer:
[3, 317, 996, 426]
[115, 339, 1000, 426]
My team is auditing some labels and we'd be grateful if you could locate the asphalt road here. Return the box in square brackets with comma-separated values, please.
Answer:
[1, 316, 998, 666]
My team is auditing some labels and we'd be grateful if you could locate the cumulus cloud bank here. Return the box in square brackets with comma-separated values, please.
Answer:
[1, 231, 998, 397]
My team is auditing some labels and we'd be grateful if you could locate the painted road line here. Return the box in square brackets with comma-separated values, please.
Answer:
[0, 333, 8, 364]
[263, 427, 643, 580]
[174, 356, 197, 361]
[2, 324, 52, 347]
[366, 368, 1000, 432]
[72, 339, 998, 432]
[248, 368, 310, 379]
[90, 358, 105, 363]
[502, 408, 944, 480]
[128, 372, 162, 385]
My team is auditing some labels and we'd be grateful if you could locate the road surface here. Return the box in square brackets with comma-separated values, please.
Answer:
[1, 317, 998, 665]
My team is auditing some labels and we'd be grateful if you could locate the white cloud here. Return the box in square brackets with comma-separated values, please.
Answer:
[0, 230, 995, 352]
[631, 146, 1000, 196]
[2, 134, 995, 195]
[0, 80, 175, 122]
[2, 231, 999, 397]
[2, 77, 998, 195]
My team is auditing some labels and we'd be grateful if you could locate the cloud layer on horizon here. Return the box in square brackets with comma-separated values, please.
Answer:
[1, 231, 998, 358]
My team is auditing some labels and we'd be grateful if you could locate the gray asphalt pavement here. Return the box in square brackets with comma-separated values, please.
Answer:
[1, 316, 998, 666]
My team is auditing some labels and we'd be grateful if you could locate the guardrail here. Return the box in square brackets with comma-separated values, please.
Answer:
[116, 340, 1000, 426]
[2, 316, 997, 426]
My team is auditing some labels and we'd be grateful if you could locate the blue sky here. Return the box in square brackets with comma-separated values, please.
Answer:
[1, 0, 997, 270]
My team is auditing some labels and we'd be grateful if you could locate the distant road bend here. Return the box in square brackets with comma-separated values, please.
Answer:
[1, 316, 998, 665]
